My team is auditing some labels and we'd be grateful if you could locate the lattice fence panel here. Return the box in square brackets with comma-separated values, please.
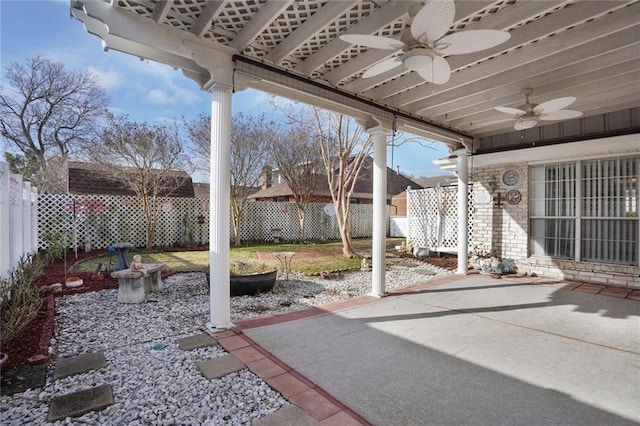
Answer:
[38, 195, 380, 249]
[407, 185, 473, 251]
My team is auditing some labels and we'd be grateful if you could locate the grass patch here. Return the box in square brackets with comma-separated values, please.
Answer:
[71, 238, 405, 276]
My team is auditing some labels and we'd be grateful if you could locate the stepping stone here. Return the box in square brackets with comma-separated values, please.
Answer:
[414, 269, 437, 276]
[47, 384, 114, 423]
[176, 333, 218, 351]
[197, 354, 245, 379]
[54, 352, 107, 380]
[253, 405, 319, 425]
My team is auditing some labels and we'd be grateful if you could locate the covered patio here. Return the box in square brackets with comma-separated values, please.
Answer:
[240, 273, 640, 424]
[69, 0, 640, 330]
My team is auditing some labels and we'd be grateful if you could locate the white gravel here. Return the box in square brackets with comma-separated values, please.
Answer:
[0, 261, 450, 425]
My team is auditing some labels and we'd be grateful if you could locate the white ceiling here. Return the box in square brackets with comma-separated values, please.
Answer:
[71, 0, 640, 149]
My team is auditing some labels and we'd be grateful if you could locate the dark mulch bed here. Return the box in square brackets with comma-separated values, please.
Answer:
[2, 250, 120, 372]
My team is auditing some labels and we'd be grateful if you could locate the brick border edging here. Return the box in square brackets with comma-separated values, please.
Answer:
[210, 328, 372, 425]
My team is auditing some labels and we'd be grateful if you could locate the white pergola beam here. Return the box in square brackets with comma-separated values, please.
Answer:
[296, 1, 410, 76]
[229, 1, 294, 51]
[152, 0, 172, 24]
[191, 1, 226, 39]
[266, 1, 357, 65]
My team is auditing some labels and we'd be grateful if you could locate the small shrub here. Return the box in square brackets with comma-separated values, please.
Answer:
[0, 254, 45, 347]
[41, 228, 69, 264]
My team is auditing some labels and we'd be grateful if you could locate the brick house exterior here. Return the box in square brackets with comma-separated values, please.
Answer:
[465, 135, 640, 289]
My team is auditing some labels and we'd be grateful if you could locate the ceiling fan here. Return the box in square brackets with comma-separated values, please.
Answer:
[494, 88, 584, 130]
[339, 0, 510, 84]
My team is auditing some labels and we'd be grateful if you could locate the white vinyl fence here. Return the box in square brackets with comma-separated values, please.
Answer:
[37, 194, 384, 251]
[406, 185, 474, 253]
[1, 161, 38, 279]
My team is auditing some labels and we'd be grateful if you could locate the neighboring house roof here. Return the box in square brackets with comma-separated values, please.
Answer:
[249, 156, 423, 200]
[193, 182, 210, 198]
[413, 175, 457, 188]
[193, 182, 260, 200]
[68, 162, 195, 198]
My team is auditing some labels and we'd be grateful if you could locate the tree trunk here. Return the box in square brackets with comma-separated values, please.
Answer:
[232, 210, 241, 246]
[296, 206, 306, 241]
[335, 203, 356, 257]
[146, 221, 155, 250]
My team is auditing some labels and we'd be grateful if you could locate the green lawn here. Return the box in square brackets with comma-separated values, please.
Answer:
[71, 238, 405, 275]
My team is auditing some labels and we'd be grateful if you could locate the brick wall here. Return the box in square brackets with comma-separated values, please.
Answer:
[471, 163, 640, 289]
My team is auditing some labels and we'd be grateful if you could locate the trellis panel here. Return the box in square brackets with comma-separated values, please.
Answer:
[407, 185, 474, 251]
[37, 195, 381, 250]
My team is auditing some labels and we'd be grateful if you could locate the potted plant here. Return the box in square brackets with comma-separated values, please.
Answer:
[65, 276, 83, 287]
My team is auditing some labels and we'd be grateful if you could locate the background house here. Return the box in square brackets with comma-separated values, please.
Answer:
[67, 161, 195, 198]
[249, 156, 423, 206]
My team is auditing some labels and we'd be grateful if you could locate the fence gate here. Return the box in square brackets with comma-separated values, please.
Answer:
[407, 185, 473, 253]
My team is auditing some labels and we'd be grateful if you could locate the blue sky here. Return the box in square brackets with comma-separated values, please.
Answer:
[0, 0, 451, 181]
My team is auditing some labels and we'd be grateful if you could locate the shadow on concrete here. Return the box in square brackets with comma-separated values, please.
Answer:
[244, 304, 639, 425]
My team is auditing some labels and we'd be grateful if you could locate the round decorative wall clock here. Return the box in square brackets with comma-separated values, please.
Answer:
[506, 189, 522, 205]
[500, 168, 524, 188]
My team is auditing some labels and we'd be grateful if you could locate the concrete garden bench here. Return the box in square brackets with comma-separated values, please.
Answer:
[111, 263, 166, 304]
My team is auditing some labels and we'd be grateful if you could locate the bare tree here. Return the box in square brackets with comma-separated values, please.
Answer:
[312, 109, 373, 257]
[0, 54, 109, 192]
[272, 103, 374, 257]
[83, 114, 190, 249]
[266, 122, 323, 241]
[184, 112, 271, 246]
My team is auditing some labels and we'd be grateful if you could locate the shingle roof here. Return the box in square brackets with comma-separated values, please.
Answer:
[68, 162, 195, 198]
[248, 156, 423, 200]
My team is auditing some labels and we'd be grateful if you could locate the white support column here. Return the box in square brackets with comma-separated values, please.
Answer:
[0, 162, 10, 278]
[456, 151, 469, 275]
[369, 127, 388, 297]
[207, 87, 233, 331]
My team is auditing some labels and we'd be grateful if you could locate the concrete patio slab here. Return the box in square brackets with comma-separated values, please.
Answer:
[197, 354, 245, 379]
[253, 404, 319, 426]
[47, 384, 114, 422]
[53, 352, 106, 380]
[244, 275, 640, 425]
[175, 333, 218, 351]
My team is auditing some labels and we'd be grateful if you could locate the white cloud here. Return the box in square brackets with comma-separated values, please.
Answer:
[148, 89, 173, 104]
[87, 66, 123, 89]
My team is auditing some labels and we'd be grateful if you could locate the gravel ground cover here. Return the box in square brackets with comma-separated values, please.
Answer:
[1, 262, 450, 425]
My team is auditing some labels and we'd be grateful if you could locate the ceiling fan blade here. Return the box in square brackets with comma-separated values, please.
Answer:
[362, 57, 403, 78]
[438, 30, 511, 55]
[514, 119, 538, 130]
[540, 110, 583, 121]
[411, 55, 451, 84]
[495, 106, 526, 115]
[339, 34, 405, 50]
[533, 96, 576, 114]
[411, 0, 455, 43]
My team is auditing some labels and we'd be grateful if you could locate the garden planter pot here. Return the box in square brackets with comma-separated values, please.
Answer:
[205, 269, 278, 296]
[65, 277, 83, 288]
